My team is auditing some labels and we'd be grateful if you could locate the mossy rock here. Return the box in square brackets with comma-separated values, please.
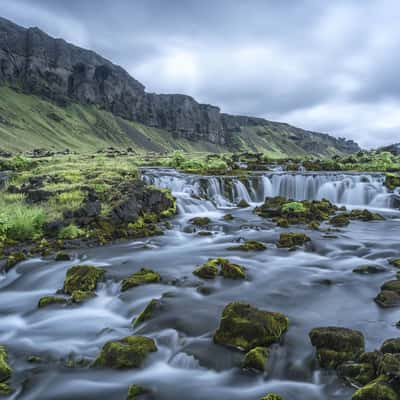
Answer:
[381, 338, 400, 354]
[223, 213, 234, 221]
[55, 251, 72, 261]
[276, 232, 311, 248]
[38, 296, 68, 308]
[243, 346, 269, 371]
[193, 258, 246, 280]
[337, 362, 376, 386]
[352, 376, 399, 400]
[213, 302, 289, 351]
[384, 173, 400, 191]
[378, 353, 400, 376]
[71, 290, 95, 303]
[353, 265, 386, 274]
[189, 217, 211, 227]
[329, 214, 350, 227]
[389, 258, 400, 268]
[93, 336, 157, 369]
[127, 384, 150, 399]
[63, 265, 105, 295]
[309, 327, 365, 369]
[197, 231, 213, 236]
[5, 252, 26, 271]
[0, 346, 11, 384]
[349, 209, 384, 222]
[260, 394, 283, 400]
[375, 290, 400, 308]
[227, 240, 266, 251]
[0, 382, 12, 396]
[237, 199, 250, 208]
[132, 299, 162, 327]
[121, 268, 161, 291]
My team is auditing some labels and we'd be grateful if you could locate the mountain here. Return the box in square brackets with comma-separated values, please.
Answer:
[379, 143, 400, 156]
[0, 16, 360, 155]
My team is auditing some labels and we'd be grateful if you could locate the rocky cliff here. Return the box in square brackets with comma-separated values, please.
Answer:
[0, 16, 360, 153]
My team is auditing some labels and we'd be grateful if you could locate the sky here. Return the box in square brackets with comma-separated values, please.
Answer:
[1, 0, 400, 148]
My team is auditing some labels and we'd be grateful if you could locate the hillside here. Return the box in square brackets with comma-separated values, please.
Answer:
[0, 16, 360, 156]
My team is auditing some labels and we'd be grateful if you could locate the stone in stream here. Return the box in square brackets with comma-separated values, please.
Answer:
[353, 265, 386, 274]
[375, 280, 400, 308]
[276, 232, 311, 248]
[127, 384, 150, 399]
[352, 376, 399, 400]
[93, 336, 157, 369]
[242, 346, 269, 371]
[237, 199, 250, 208]
[54, 251, 72, 261]
[329, 214, 351, 227]
[309, 327, 365, 369]
[381, 338, 400, 354]
[337, 361, 376, 386]
[193, 258, 246, 280]
[63, 265, 105, 295]
[121, 268, 161, 291]
[390, 258, 400, 268]
[189, 217, 211, 227]
[260, 394, 283, 400]
[0, 346, 12, 395]
[213, 302, 289, 351]
[227, 240, 267, 251]
[38, 296, 68, 308]
[132, 299, 163, 327]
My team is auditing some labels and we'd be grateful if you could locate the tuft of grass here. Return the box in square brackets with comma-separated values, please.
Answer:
[58, 224, 84, 240]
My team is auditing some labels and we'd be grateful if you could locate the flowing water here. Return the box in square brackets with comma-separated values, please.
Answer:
[1, 168, 400, 400]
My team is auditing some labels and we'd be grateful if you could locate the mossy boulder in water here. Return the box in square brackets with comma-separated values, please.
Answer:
[337, 361, 376, 386]
[194, 258, 246, 280]
[389, 258, 400, 268]
[190, 217, 211, 227]
[5, 251, 26, 271]
[352, 376, 399, 400]
[121, 268, 161, 291]
[213, 302, 289, 351]
[133, 299, 162, 327]
[243, 346, 269, 371]
[63, 265, 105, 295]
[237, 199, 250, 208]
[94, 336, 157, 369]
[223, 213, 234, 221]
[329, 214, 350, 227]
[375, 280, 400, 308]
[353, 265, 386, 274]
[381, 338, 400, 354]
[309, 327, 365, 368]
[276, 232, 311, 248]
[71, 290, 95, 303]
[227, 240, 266, 251]
[349, 209, 384, 222]
[55, 251, 71, 261]
[38, 296, 68, 308]
[384, 173, 400, 191]
[260, 394, 283, 400]
[127, 384, 150, 399]
[0, 346, 12, 395]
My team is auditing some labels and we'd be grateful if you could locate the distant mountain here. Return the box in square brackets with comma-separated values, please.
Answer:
[379, 143, 400, 155]
[0, 16, 360, 155]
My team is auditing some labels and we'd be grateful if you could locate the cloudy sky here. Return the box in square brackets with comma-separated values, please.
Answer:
[2, 0, 400, 148]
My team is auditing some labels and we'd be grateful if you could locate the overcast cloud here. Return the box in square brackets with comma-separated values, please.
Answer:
[1, 0, 400, 148]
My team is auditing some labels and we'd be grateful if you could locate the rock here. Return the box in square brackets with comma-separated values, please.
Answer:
[329, 214, 350, 227]
[260, 394, 283, 400]
[390, 259, 400, 268]
[71, 290, 95, 303]
[384, 174, 400, 191]
[378, 353, 400, 376]
[127, 384, 150, 400]
[55, 251, 72, 261]
[132, 299, 162, 327]
[38, 296, 68, 308]
[227, 240, 267, 251]
[352, 376, 399, 400]
[223, 213, 234, 221]
[0, 346, 11, 384]
[190, 217, 211, 227]
[94, 336, 157, 369]
[337, 362, 376, 386]
[349, 209, 384, 222]
[197, 231, 213, 236]
[193, 258, 246, 280]
[276, 232, 311, 248]
[243, 346, 269, 371]
[309, 327, 365, 369]
[5, 251, 26, 272]
[121, 268, 161, 291]
[381, 338, 400, 354]
[237, 199, 250, 208]
[353, 265, 386, 274]
[213, 302, 289, 351]
[375, 281, 400, 308]
[63, 265, 105, 295]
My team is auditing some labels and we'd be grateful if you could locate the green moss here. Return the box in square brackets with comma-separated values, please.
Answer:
[352, 376, 399, 400]
[329, 214, 350, 227]
[384, 173, 400, 191]
[219, 260, 246, 280]
[193, 258, 246, 280]
[223, 213, 234, 221]
[54, 251, 72, 261]
[380, 338, 400, 354]
[281, 202, 307, 213]
[0, 346, 12, 384]
[93, 336, 157, 369]
[132, 299, 162, 327]
[71, 290, 95, 303]
[38, 296, 68, 308]
[237, 199, 250, 208]
[121, 268, 161, 291]
[338, 362, 376, 386]
[5, 251, 26, 271]
[309, 327, 365, 369]
[389, 258, 400, 268]
[0, 382, 12, 396]
[353, 265, 386, 274]
[243, 346, 269, 371]
[213, 302, 289, 351]
[260, 394, 283, 400]
[127, 384, 150, 400]
[227, 240, 266, 251]
[193, 260, 219, 279]
[276, 232, 311, 248]
[58, 224, 84, 240]
[63, 265, 105, 295]
[190, 217, 211, 227]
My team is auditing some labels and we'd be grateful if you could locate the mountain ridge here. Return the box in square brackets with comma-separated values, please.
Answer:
[0, 16, 360, 155]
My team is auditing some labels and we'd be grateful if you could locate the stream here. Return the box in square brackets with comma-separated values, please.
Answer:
[1, 168, 400, 399]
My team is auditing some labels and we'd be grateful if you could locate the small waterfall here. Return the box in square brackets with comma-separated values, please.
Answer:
[142, 169, 398, 214]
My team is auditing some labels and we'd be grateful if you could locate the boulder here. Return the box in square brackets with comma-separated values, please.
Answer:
[121, 268, 161, 291]
[227, 240, 266, 251]
[243, 346, 269, 371]
[276, 232, 311, 248]
[133, 299, 162, 327]
[193, 258, 246, 280]
[375, 281, 400, 308]
[63, 265, 105, 295]
[381, 338, 400, 354]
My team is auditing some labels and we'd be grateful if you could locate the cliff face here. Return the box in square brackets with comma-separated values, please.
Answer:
[0, 16, 360, 153]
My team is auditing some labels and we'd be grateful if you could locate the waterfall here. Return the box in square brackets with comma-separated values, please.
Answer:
[142, 169, 398, 213]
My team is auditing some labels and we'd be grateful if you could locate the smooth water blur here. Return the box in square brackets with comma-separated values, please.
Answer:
[1, 169, 399, 400]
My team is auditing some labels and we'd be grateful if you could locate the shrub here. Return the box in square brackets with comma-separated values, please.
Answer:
[58, 224, 84, 240]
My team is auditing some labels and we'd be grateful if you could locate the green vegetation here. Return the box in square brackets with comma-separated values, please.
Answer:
[227, 240, 267, 251]
[133, 299, 162, 327]
[193, 258, 246, 280]
[63, 265, 105, 295]
[243, 346, 269, 371]
[0, 346, 12, 395]
[121, 268, 161, 292]
[127, 385, 150, 400]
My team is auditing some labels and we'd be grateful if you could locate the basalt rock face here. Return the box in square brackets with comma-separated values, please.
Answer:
[0, 16, 360, 152]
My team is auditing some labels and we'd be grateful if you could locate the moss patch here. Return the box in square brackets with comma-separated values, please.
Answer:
[63, 265, 105, 295]
[121, 268, 161, 292]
